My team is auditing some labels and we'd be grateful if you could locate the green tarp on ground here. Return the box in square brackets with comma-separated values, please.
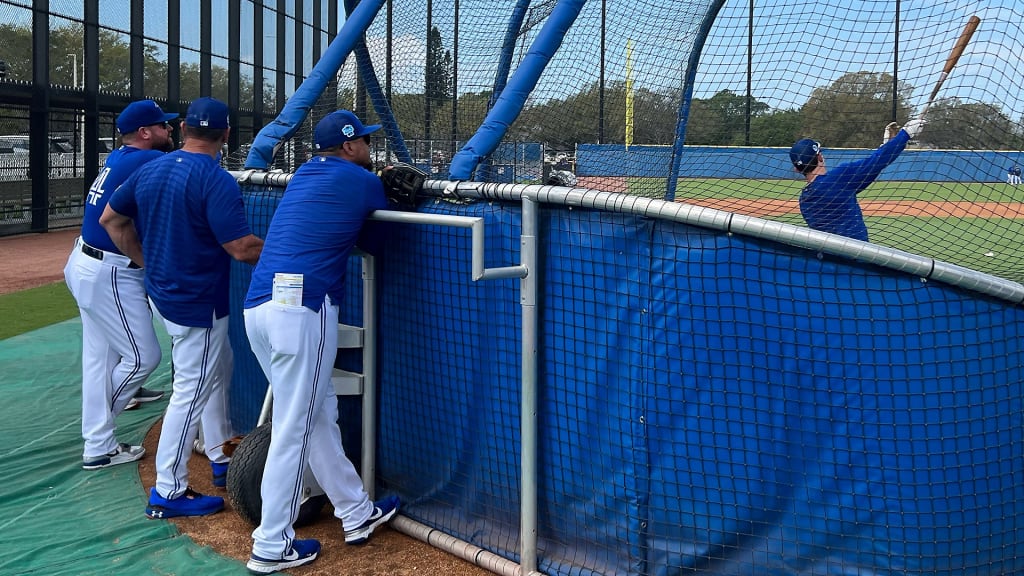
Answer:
[0, 319, 249, 575]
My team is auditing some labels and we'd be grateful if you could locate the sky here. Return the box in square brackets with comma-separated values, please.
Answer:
[6, 0, 1022, 121]
[334, 0, 1024, 120]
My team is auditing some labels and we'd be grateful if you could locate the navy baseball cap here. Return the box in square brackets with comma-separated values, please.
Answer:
[314, 110, 381, 150]
[789, 138, 821, 172]
[116, 100, 178, 134]
[185, 97, 230, 129]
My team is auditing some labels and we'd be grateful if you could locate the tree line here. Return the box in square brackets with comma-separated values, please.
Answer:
[2, 20, 1022, 152]
[359, 69, 1024, 152]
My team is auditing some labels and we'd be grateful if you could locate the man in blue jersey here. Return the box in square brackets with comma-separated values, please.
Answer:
[241, 110, 398, 574]
[64, 99, 176, 470]
[101, 97, 264, 518]
[791, 117, 926, 242]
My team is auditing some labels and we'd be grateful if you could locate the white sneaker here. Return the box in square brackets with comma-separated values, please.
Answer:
[82, 443, 145, 470]
[124, 397, 140, 411]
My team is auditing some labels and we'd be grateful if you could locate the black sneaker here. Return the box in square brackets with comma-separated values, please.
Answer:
[133, 387, 165, 403]
[82, 443, 145, 470]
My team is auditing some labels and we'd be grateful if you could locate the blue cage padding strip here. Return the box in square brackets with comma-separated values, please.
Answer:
[666, 0, 726, 201]
[231, 190, 1024, 575]
[244, 0, 386, 169]
[477, 0, 532, 183]
[448, 0, 587, 180]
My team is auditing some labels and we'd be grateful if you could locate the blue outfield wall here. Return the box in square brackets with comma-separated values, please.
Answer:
[230, 190, 1024, 575]
[577, 144, 1024, 182]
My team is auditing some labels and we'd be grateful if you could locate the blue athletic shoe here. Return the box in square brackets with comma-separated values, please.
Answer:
[211, 461, 229, 487]
[145, 487, 224, 519]
[246, 538, 321, 574]
[344, 495, 400, 544]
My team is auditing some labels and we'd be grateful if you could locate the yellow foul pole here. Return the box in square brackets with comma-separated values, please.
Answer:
[625, 39, 634, 150]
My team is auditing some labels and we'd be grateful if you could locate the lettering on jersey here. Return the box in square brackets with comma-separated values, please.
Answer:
[86, 167, 112, 206]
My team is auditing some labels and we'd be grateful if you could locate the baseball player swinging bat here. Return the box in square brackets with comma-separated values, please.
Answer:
[920, 15, 981, 119]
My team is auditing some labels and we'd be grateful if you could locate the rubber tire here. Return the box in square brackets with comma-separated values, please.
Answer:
[225, 422, 328, 527]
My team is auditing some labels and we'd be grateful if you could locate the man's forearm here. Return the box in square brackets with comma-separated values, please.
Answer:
[99, 206, 145, 267]
[223, 233, 264, 265]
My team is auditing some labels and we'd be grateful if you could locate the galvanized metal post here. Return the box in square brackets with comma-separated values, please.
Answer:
[519, 195, 540, 574]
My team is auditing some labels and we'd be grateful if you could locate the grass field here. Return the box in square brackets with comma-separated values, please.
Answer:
[622, 177, 1024, 283]
[640, 178, 1023, 203]
[0, 281, 77, 340]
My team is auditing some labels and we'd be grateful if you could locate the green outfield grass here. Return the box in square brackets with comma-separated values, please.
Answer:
[0, 281, 78, 340]
[622, 178, 1024, 283]
[867, 216, 1024, 280]
[629, 178, 1022, 203]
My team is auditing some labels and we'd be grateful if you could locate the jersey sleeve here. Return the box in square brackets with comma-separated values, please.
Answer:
[356, 173, 390, 254]
[365, 174, 389, 213]
[107, 170, 140, 218]
[205, 169, 253, 245]
[826, 130, 909, 194]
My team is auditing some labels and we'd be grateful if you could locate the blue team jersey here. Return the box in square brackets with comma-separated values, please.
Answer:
[798, 130, 910, 242]
[108, 149, 252, 327]
[244, 155, 388, 311]
[80, 146, 165, 253]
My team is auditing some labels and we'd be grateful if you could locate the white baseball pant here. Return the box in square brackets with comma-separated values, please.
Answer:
[151, 307, 236, 498]
[244, 296, 372, 559]
[64, 237, 161, 459]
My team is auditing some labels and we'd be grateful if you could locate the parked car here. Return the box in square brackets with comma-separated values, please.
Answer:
[0, 135, 74, 154]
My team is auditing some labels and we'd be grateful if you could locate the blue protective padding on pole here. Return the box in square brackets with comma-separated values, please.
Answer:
[448, 0, 587, 180]
[353, 40, 412, 164]
[478, 0, 532, 182]
[666, 0, 726, 201]
[243, 0, 386, 169]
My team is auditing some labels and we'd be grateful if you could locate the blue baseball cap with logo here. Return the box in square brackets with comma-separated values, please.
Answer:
[789, 138, 821, 172]
[314, 110, 381, 150]
[116, 100, 178, 134]
[185, 97, 230, 129]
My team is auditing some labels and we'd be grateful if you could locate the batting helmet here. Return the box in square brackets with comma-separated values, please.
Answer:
[789, 138, 821, 173]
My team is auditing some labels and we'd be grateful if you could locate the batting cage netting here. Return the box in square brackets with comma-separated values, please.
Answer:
[222, 1, 1024, 575]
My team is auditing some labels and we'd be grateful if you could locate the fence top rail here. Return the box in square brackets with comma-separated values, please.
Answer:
[229, 171, 1024, 307]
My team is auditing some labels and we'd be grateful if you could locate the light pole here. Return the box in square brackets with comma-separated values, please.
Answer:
[67, 53, 84, 155]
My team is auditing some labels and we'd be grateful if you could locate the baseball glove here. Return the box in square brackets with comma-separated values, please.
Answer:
[379, 162, 428, 209]
[220, 434, 246, 458]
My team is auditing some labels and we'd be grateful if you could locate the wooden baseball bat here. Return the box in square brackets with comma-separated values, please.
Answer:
[921, 15, 981, 117]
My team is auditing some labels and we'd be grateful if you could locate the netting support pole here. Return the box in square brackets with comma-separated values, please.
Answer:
[519, 195, 540, 575]
[478, 0, 532, 182]
[665, 0, 727, 201]
[360, 252, 379, 497]
[243, 0, 387, 169]
[448, 0, 588, 180]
